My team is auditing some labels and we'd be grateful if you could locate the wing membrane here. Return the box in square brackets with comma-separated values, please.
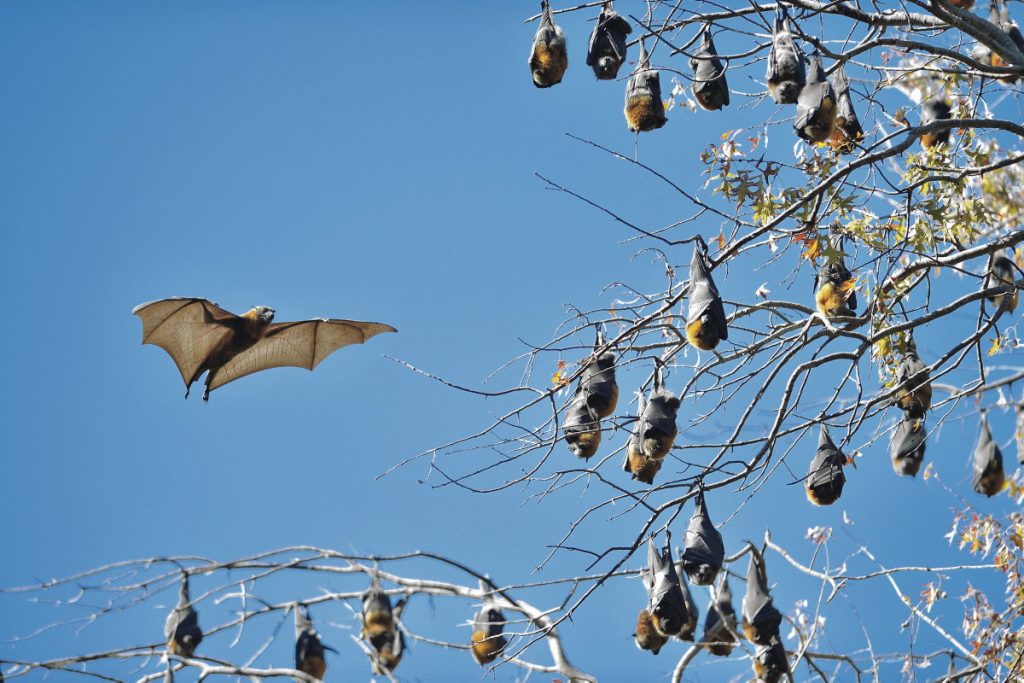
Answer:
[132, 297, 236, 385]
[209, 319, 396, 390]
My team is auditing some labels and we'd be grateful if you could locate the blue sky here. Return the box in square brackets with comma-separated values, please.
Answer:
[1, 2, 1021, 681]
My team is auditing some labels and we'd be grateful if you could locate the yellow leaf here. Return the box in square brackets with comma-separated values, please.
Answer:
[716, 231, 726, 250]
[801, 238, 821, 261]
[988, 336, 1003, 356]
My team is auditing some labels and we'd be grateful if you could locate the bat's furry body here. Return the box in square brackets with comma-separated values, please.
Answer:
[133, 297, 395, 400]
[470, 604, 508, 664]
[165, 576, 202, 657]
[586, 2, 631, 79]
[633, 608, 669, 654]
[530, 0, 568, 87]
[985, 253, 1020, 312]
[690, 28, 729, 111]
[686, 244, 728, 350]
[701, 574, 737, 656]
[828, 64, 863, 153]
[625, 43, 667, 132]
[805, 424, 847, 506]
[891, 418, 926, 476]
[295, 607, 332, 681]
[973, 413, 1005, 496]
[767, 6, 806, 104]
[795, 54, 836, 143]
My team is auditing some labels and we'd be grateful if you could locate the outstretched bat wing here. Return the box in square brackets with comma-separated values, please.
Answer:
[208, 319, 397, 391]
[133, 297, 238, 387]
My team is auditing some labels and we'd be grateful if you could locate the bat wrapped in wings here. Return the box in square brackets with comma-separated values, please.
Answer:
[295, 606, 337, 681]
[919, 97, 952, 150]
[165, 573, 202, 657]
[805, 424, 848, 506]
[890, 417, 927, 477]
[766, 5, 806, 105]
[529, 0, 568, 88]
[643, 534, 698, 640]
[624, 42, 667, 132]
[741, 546, 782, 645]
[986, 0, 1024, 83]
[586, 1, 631, 80]
[470, 598, 508, 665]
[690, 27, 729, 111]
[893, 336, 931, 419]
[623, 367, 680, 485]
[701, 573, 737, 656]
[563, 328, 618, 458]
[132, 297, 395, 401]
[679, 487, 725, 586]
[828, 63, 864, 153]
[973, 412, 1006, 497]
[686, 242, 728, 350]
[794, 52, 836, 143]
[983, 251, 1020, 313]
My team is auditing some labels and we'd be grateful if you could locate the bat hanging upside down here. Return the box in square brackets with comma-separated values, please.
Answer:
[132, 297, 396, 401]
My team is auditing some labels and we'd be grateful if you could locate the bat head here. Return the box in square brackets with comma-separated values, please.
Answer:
[254, 306, 275, 324]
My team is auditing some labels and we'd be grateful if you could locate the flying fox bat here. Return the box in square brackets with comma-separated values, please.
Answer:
[470, 600, 508, 665]
[984, 252, 1020, 313]
[814, 244, 857, 317]
[624, 369, 680, 485]
[919, 98, 952, 149]
[361, 575, 394, 640]
[686, 243, 728, 350]
[987, 0, 1024, 82]
[368, 596, 407, 675]
[530, 0, 568, 88]
[679, 488, 725, 586]
[165, 573, 202, 658]
[295, 606, 336, 681]
[624, 42, 667, 132]
[1016, 402, 1024, 465]
[827, 64, 864, 154]
[643, 534, 697, 639]
[795, 52, 836, 143]
[973, 412, 1006, 497]
[690, 27, 730, 111]
[563, 400, 603, 458]
[806, 424, 848, 506]
[742, 547, 782, 645]
[702, 573, 738, 656]
[753, 637, 791, 683]
[578, 327, 619, 419]
[767, 5, 806, 104]
[894, 338, 932, 418]
[633, 608, 669, 654]
[132, 297, 395, 401]
[586, 1, 631, 79]
[891, 418, 927, 477]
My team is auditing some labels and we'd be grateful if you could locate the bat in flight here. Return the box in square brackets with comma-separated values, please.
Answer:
[132, 297, 396, 401]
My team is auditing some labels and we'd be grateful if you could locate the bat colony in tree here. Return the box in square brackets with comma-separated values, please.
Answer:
[7, 1, 1024, 682]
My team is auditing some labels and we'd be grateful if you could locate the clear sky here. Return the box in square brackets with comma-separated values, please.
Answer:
[1, 2, 1021, 681]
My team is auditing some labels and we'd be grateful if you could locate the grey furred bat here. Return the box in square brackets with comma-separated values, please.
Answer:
[471, 600, 508, 665]
[891, 417, 927, 477]
[701, 573, 737, 656]
[624, 42, 667, 132]
[828, 63, 863, 153]
[805, 424, 847, 506]
[766, 5, 806, 104]
[742, 547, 782, 645]
[679, 488, 725, 586]
[973, 412, 1006, 497]
[643, 535, 691, 637]
[165, 573, 202, 657]
[894, 338, 931, 418]
[133, 297, 395, 401]
[295, 606, 335, 680]
[686, 243, 728, 350]
[624, 370, 680, 484]
[795, 52, 836, 143]
[984, 252, 1020, 312]
[529, 0, 568, 88]
[586, 1, 631, 79]
[690, 27, 729, 111]
[919, 98, 952, 149]
[753, 637, 791, 683]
